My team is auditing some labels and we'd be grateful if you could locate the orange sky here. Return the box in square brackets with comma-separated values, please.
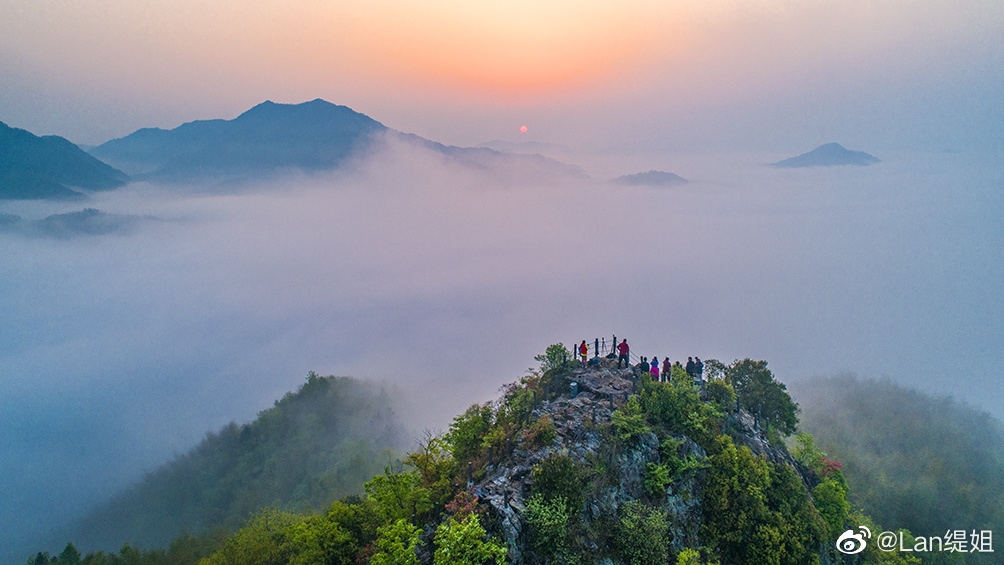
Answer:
[1, 0, 1001, 149]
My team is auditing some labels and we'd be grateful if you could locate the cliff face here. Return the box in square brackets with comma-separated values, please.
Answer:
[463, 360, 822, 564]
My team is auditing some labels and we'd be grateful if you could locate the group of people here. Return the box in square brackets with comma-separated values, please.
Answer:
[640, 355, 704, 382]
[577, 338, 705, 383]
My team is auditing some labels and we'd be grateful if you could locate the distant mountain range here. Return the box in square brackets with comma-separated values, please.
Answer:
[613, 170, 687, 187]
[773, 143, 880, 168]
[90, 99, 586, 184]
[0, 122, 130, 200]
[89, 99, 386, 182]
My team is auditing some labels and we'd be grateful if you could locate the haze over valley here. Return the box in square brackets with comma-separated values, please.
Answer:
[2, 0, 1002, 560]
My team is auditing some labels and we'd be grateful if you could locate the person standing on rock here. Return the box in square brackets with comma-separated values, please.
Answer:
[639, 356, 650, 373]
[579, 340, 589, 366]
[617, 339, 630, 369]
[695, 357, 704, 382]
[662, 357, 672, 382]
[686, 357, 695, 378]
[650, 356, 660, 380]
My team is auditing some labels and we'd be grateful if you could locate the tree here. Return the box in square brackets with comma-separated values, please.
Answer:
[724, 359, 798, 436]
[433, 514, 507, 565]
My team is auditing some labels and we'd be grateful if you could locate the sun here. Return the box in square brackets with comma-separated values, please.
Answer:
[520, 126, 528, 133]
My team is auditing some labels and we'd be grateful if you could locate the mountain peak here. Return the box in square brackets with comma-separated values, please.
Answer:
[773, 143, 880, 168]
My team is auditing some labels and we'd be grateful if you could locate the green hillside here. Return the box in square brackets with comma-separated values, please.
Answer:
[32, 354, 1001, 565]
[792, 375, 1004, 564]
[54, 373, 407, 557]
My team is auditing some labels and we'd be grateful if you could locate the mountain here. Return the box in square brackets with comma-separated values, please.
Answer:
[48, 374, 407, 557]
[32, 352, 930, 565]
[90, 99, 387, 182]
[0, 122, 130, 200]
[792, 376, 1004, 562]
[90, 100, 588, 185]
[613, 170, 688, 187]
[0, 208, 144, 238]
[772, 142, 881, 167]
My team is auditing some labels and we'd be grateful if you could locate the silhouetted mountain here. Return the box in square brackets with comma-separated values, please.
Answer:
[773, 143, 880, 167]
[91, 100, 588, 185]
[613, 170, 688, 186]
[0, 122, 130, 200]
[90, 99, 386, 182]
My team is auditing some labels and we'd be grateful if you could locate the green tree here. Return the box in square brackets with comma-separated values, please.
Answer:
[618, 501, 671, 565]
[524, 494, 571, 558]
[58, 544, 82, 565]
[371, 519, 422, 565]
[433, 514, 507, 565]
[534, 343, 572, 374]
[364, 469, 432, 524]
[723, 359, 798, 436]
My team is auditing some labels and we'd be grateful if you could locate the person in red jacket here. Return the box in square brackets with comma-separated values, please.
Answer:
[617, 339, 630, 369]
[579, 340, 589, 366]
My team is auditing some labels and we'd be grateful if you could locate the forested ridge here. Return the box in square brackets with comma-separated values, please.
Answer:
[27, 351, 1002, 564]
[41, 374, 406, 560]
[793, 375, 1004, 564]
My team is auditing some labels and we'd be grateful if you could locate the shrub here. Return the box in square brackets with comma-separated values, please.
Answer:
[520, 416, 556, 449]
[531, 455, 583, 513]
[524, 493, 571, 558]
[644, 462, 673, 497]
[618, 501, 671, 565]
[705, 380, 736, 413]
[611, 396, 652, 442]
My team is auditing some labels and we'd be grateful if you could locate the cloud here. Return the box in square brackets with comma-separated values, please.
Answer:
[1, 139, 1002, 560]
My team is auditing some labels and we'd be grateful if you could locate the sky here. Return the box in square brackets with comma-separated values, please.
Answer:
[1, 0, 1004, 560]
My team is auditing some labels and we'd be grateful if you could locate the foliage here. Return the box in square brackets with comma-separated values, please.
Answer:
[524, 493, 571, 558]
[812, 478, 850, 538]
[618, 501, 671, 565]
[675, 547, 720, 565]
[531, 454, 584, 514]
[794, 376, 1004, 564]
[364, 468, 432, 524]
[638, 375, 719, 448]
[445, 489, 479, 520]
[701, 435, 826, 565]
[611, 395, 651, 442]
[534, 343, 572, 374]
[198, 508, 302, 565]
[63, 374, 405, 553]
[285, 514, 357, 565]
[404, 434, 458, 508]
[644, 462, 674, 497]
[705, 380, 736, 413]
[432, 514, 507, 565]
[370, 519, 422, 565]
[722, 359, 798, 435]
[446, 403, 494, 463]
[519, 415, 556, 449]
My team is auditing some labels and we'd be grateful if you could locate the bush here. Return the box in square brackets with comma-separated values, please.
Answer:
[611, 395, 651, 442]
[520, 416, 556, 449]
[705, 380, 736, 413]
[531, 455, 583, 514]
[524, 493, 571, 558]
[618, 501, 671, 565]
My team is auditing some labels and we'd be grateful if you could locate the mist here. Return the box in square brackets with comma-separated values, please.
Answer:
[2, 137, 1001, 559]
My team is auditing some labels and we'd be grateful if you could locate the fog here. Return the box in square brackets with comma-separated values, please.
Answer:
[2, 138, 1002, 559]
